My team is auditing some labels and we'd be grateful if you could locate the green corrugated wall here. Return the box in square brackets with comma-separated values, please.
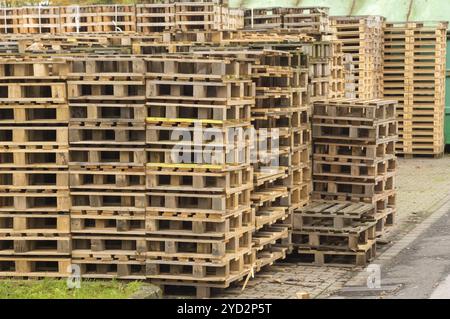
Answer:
[231, 0, 450, 21]
[446, 38, 450, 145]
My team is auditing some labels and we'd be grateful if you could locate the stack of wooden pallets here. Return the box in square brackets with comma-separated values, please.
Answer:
[383, 22, 447, 157]
[282, 7, 332, 37]
[311, 99, 398, 236]
[0, 7, 22, 34]
[145, 55, 255, 298]
[331, 16, 384, 99]
[250, 48, 311, 269]
[243, 7, 331, 39]
[292, 99, 398, 266]
[0, 33, 138, 55]
[293, 201, 377, 267]
[136, 0, 243, 34]
[21, 6, 62, 34]
[67, 56, 147, 279]
[1, 1, 242, 35]
[0, 56, 71, 277]
[60, 4, 136, 33]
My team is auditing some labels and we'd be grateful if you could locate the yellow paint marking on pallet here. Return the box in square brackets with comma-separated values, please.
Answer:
[146, 117, 224, 125]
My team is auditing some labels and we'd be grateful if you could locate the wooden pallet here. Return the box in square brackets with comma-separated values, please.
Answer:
[70, 210, 146, 235]
[255, 246, 287, 271]
[293, 222, 376, 251]
[69, 169, 145, 191]
[68, 56, 145, 78]
[312, 120, 398, 142]
[0, 104, 69, 124]
[0, 257, 71, 277]
[147, 250, 254, 283]
[67, 82, 146, 102]
[0, 213, 70, 235]
[0, 170, 69, 190]
[0, 83, 66, 103]
[0, 127, 67, 148]
[146, 164, 253, 193]
[0, 190, 70, 212]
[148, 188, 252, 214]
[313, 140, 396, 162]
[0, 236, 71, 256]
[147, 228, 253, 261]
[147, 207, 254, 237]
[72, 259, 146, 280]
[313, 157, 397, 180]
[0, 148, 68, 169]
[69, 103, 145, 125]
[253, 225, 290, 251]
[71, 191, 146, 212]
[0, 57, 68, 78]
[69, 147, 146, 169]
[294, 201, 375, 226]
[313, 174, 395, 199]
[68, 125, 145, 146]
[71, 235, 147, 261]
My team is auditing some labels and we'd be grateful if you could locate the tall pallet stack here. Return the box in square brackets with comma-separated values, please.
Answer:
[293, 99, 398, 266]
[243, 7, 334, 103]
[145, 55, 255, 298]
[191, 35, 313, 282]
[250, 48, 311, 269]
[329, 41, 345, 98]
[383, 22, 447, 157]
[311, 99, 398, 234]
[308, 42, 332, 102]
[0, 57, 71, 276]
[331, 16, 384, 99]
[67, 56, 147, 279]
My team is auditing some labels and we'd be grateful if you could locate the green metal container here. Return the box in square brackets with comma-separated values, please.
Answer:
[446, 73, 450, 145]
[446, 38, 450, 145]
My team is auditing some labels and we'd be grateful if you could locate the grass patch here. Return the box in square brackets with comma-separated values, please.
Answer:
[0, 279, 143, 299]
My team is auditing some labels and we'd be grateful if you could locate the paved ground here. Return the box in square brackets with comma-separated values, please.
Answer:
[216, 155, 450, 299]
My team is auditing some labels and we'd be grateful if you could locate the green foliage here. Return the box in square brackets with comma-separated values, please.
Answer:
[0, 279, 143, 299]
